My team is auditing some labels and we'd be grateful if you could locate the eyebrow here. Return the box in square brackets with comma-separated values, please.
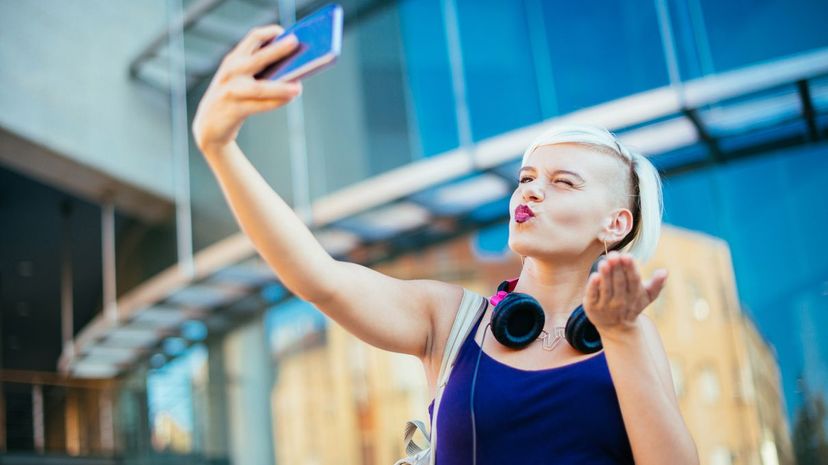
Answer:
[518, 166, 585, 182]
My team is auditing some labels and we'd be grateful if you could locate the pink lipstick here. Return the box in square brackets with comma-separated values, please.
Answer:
[515, 205, 535, 223]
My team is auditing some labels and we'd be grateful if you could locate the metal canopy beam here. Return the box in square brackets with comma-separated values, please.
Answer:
[797, 79, 820, 142]
[683, 108, 724, 164]
[128, 0, 225, 82]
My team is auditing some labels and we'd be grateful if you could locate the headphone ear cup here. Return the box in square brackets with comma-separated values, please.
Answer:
[491, 293, 545, 349]
[565, 306, 603, 354]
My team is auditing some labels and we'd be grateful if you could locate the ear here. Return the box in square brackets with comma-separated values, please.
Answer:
[600, 208, 634, 244]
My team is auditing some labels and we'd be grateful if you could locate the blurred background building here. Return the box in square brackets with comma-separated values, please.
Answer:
[1, 0, 827, 464]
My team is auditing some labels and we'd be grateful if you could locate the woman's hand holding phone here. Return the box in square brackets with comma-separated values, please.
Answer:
[192, 25, 302, 155]
[185, 11, 454, 373]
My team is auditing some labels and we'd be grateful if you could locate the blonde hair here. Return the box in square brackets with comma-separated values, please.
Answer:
[520, 124, 663, 264]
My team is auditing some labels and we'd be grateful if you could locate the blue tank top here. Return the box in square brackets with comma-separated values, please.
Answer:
[428, 309, 635, 464]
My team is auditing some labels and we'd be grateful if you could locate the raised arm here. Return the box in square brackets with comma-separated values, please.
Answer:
[191, 25, 462, 361]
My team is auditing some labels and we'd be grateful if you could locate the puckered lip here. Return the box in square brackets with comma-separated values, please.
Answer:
[515, 204, 535, 217]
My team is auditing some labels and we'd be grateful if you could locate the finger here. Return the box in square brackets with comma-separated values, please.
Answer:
[644, 269, 669, 302]
[242, 34, 300, 75]
[626, 255, 641, 286]
[234, 25, 286, 56]
[611, 256, 627, 300]
[236, 97, 296, 116]
[585, 272, 600, 307]
[624, 257, 643, 308]
[229, 80, 302, 100]
[216, 25, 286, 81]
[244, 80, 302, 100]
[598, 260, 612, 303]
[622, 256, 642, 318]
[621, 255, 637, 295]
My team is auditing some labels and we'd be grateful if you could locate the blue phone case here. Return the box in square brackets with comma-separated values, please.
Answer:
[254, 3, 343, 82]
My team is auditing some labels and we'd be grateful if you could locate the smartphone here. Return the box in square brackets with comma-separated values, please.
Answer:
[254, 3, 343, 82]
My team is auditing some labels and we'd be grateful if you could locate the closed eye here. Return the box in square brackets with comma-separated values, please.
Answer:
[519, 176, 575, 187]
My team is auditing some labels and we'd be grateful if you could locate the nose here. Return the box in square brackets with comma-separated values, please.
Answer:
[522, 183, 543, 203]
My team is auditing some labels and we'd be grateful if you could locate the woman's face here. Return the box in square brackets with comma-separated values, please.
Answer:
[508, 142, 631, 262]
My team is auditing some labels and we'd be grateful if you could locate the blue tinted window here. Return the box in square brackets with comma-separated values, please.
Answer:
[696, 0, 828, 73]
[540, 0, 670, 113]
[399, 0, 460, 156]
[456, 0, 544, 140]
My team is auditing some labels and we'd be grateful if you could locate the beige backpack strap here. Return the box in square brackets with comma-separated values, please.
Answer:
[428, 287, 488, 465]
[436, 288, 488, 387]
[402, 419, 430, 456]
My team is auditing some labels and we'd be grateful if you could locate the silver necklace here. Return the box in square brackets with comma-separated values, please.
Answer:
[538, 327, 566, 351]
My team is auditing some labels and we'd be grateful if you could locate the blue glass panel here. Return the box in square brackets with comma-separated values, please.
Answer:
[650, 143, 708, 172]
[357, 6, 418, 175]
[818, 114, 828, 134]
[718, 120, 808, 153]
[812, 76, 828, 113]
[300, 3, 418, 199]
[695, 0, 828, 73]
[398, 0, 460, 156]
[665, 0, 715, 80]
[468, 196, 511, 222]
[472, 220, 510, 259]
[455, 0, 543, 141]
[661, 168, 726, 236]
[539, 0, 670, 113]
[491, 159, 523, 183]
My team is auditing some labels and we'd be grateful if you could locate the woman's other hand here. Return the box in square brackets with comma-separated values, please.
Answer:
[192, 25, 302, 154]
[583, 251, 669, 339]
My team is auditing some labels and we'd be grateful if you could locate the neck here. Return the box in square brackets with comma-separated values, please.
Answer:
[513, 255, 596, 327]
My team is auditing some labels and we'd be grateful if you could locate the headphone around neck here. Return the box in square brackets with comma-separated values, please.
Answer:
[488, 276, 603, 354]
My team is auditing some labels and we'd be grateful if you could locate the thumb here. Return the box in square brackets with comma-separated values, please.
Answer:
[644, 268, 669, 302]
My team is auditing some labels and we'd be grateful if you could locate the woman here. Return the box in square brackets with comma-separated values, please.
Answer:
[192, 25, 699, 465]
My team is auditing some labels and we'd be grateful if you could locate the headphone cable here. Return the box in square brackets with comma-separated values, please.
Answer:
[470, 322, 490, 465]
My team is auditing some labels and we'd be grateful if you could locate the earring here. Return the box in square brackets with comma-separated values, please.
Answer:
[603, 239, 609, 256]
